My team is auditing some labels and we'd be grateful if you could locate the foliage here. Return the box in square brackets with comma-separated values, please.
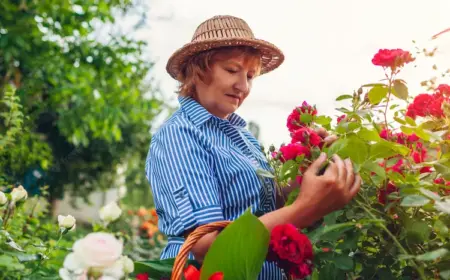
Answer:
[0, 0, 165, 203]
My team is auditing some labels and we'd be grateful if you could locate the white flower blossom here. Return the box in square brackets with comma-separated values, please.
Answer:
[58, 215, 76, 231]
[99, 201, 122, 223]
[10, 185, 27, 202]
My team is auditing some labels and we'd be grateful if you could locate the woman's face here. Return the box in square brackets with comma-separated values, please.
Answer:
[194, 55, 259, 119]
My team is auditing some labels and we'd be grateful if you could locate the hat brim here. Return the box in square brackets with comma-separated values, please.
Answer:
[166, 37, 284, 81]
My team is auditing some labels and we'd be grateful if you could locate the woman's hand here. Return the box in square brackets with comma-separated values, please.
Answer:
[293, 152, 361, 223]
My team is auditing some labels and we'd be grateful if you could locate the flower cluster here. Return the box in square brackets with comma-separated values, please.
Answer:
[371, 48, 415, 71]
[406, 88, 449, 120]
[286, 101, 318, 133]
[267, 224, 314, 279]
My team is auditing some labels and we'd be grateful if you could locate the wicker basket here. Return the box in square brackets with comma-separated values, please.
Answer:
[169, 221, 295, 280]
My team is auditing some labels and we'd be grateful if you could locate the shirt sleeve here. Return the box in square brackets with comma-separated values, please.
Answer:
[146, 123, 224, 232]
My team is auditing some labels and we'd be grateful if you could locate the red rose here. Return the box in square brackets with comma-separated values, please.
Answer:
[288, 262, 313, 279]
[378, 182, 399, 205]
[379, 128, 390, 140]
[269, 224, 313, 264]
[420, 166, 433, 173]
[407, 133, 419, 143]
[406, 93, 445, 119]
[436, 84, 450, 97]
[183, 265, 223, 280]
[372, 48, 415, 71]
[291, 127, 322, 147]
[435, 178, 445, 185]
[279, 143, 311, 162]
[136, 273, 149, 280]
[286, 102, 317, 132]
[208, 272, 224, 280]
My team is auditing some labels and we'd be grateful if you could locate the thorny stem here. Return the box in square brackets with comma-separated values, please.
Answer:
[355, 194, 427, 280]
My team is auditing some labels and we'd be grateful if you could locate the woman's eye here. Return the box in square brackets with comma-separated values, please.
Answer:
[226, 69, 238, 73]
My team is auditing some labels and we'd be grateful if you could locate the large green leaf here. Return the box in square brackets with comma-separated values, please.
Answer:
[331, 254, 354, 271]
[368, 85, 388, 104]
[339, 136, 369, 164]
[201, 210, 269, 280]
[335, 94, 353, 101]
[369, 139, 410, 159]
[357, 127, 380, 142]
[362, 161, 386, 179]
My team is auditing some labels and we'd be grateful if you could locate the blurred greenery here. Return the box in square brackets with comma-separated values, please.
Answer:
[0, 0, 166, 208]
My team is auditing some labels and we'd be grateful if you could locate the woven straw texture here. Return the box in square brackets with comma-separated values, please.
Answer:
[166, 15, 284, 81]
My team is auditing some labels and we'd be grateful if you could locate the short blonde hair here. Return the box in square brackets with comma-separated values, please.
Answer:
[176, 46, 262, 97]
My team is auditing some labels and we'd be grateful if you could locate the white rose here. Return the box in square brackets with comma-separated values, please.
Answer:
[0, 191, 7, 205]
[58, 215, 76, 231]
[73, 232, 123, 268]
[10, 185, 27, 202]
[121, 256, 134, 274]
[99, 201, 122, 223]
[59, 253, 87, 280]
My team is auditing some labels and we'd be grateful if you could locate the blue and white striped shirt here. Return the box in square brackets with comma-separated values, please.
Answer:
[145, 96, 284, 279]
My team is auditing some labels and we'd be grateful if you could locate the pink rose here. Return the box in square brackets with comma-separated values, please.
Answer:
[73, 232, 123, 268]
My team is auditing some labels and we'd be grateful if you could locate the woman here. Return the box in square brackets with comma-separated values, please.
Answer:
[145, 15, 362, 279]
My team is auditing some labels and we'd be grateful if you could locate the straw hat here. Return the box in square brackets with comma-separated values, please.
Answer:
[166, 15, 285, 81]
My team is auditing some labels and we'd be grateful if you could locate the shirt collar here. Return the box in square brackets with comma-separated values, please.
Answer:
[178, 96, 247, 128]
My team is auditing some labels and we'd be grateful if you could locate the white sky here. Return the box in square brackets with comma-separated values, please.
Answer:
[131, 0, 450, 147]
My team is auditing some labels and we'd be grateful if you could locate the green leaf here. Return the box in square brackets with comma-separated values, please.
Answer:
[339, 136, 369, 164]
[420, 188, 441, 201]
[332, 255, 354, 271]
[434, 220, 449, 235]
[134, 258, 187, 278]
[393, 117, 406, 125]
[406, 220, 430, 242]
[416, 248, 449, 261]
[441, 270, 450, 280]
[326, 138, 349, 157]
[362, 161, 386, 179]
[400, 195, 430, 207]
[392, 79, 409, 100]
[280, 160, 298, 182]
[369, 139, 410, 159]
[256, 168, 275, 179]
[335, 94, 353, 101]
[201, 210, 269, 280]
[405, 116, 416, 127]
[400, 125, 415, 135]
[434, 163, 450, 180]
[300, 113, 313, 124]
[368, 85, 388, 104]
[357, 127, 380, 142]
[315, 115, 332, 125]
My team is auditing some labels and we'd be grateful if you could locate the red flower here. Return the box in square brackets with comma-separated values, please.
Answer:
[372, 48, 415, 71]
[183, 265, 223, 280]
[379, 128, 390, 140]
[291, 127, 322, 147]
[420, 166, 433, 173]
[436, 84, 450, 97]
[136, 273, 149, 280]
[435, 178, 445, 185]
[279, 143, 311, 162]
[407, 133, 419, 143]
[286, 102, 317, 132]
[337, 115, 346, 123]
[378, 182, 399, 205]
[406, 93, 445, 119]
[288, 262, 313, 279]
[268, 224, 313, 264]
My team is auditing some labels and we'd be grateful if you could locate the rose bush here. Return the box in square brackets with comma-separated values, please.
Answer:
[267, 47, 450, 279]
